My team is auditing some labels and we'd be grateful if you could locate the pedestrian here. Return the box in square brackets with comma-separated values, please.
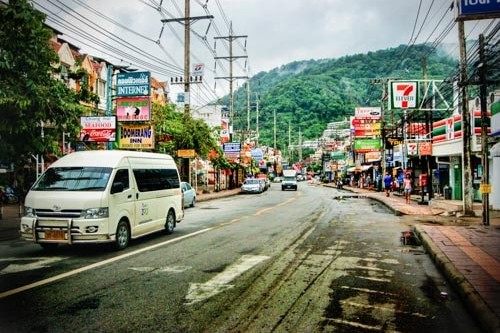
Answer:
[403, 173, 413, 204]
[383, 172, 393, 197]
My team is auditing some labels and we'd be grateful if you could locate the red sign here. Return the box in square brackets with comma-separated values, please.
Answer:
[419, 142, 432, 156]
[80, 116, 116, 142]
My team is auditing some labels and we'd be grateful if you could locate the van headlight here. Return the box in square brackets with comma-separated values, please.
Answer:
[84, 207, 109, 219]
[24, 206, 36, 218]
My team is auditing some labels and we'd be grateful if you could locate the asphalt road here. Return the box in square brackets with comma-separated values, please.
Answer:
[0, 183, 481, 332]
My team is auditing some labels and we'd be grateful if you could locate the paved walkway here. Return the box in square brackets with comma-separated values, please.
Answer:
[1, 184, 499, 332]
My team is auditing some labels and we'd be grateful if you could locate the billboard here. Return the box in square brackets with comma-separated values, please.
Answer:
[353, 138, 382, 152]
[459, 0, 500, 17]
[119, 124, 154, 149]
[391, 81, 418, 109]
[355, 107, 381, 119]
[116, 97, 151, 121]
[116, 71, 151, 97]
[79, 116, 116, 142]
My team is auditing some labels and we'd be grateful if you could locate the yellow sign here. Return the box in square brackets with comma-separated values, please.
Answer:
[119, 124, 154, 149]
[177, 149, 196, 158]
[479, 184, 492, 194]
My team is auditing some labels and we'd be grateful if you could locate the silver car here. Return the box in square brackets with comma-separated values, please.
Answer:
[241, 178, 263, 194]
[181, 182, 196, 207]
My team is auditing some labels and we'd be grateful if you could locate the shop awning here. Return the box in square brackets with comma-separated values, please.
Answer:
[347, 165, 373, 173]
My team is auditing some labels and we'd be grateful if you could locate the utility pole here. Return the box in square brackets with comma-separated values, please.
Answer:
[255, 93, 259, 147]
[273, 108, 277, 150]
[458, 18, 474, 216]
[422, 56, 433, 202]
[478, 34, 490, 225]
[246, 80, 251, 132]
[161, 1, 212, 115]
[298, 127, 302, 162]
[214, 23, 248, 141]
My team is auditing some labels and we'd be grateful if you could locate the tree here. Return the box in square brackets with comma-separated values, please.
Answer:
[0, 0, 83, 188]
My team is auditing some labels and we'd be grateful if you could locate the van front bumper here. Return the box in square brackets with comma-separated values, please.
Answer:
[20, 216, 115, 244]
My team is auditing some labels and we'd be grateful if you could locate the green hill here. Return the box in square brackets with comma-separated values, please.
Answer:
[229, 44, 458, 150]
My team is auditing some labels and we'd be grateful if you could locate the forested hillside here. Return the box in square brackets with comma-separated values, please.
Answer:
[229, 44, 458, 150]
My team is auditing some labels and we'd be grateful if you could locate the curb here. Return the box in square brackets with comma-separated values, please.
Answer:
[414, 225, 500, 333]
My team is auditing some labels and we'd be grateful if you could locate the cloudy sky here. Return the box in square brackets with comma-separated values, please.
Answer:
[32, 0, 495, 104]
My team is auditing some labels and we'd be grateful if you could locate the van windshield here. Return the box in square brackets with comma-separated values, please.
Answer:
[32, 167, 112, 191]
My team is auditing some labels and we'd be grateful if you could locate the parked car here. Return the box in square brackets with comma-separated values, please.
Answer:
[273, 176, 282, 183]
[256, 175, 270, 190]
[241, 178, 263, 194]
[258, 178, 268, 191]
[181, 182, 196, 207]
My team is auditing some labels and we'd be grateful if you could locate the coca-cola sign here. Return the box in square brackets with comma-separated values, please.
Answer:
[80, 116, 116, 142]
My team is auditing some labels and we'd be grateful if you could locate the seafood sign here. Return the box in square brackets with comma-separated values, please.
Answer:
[79, 116, 116, 142]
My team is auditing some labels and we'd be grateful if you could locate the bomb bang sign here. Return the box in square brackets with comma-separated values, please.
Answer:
[116, 97, 151, 121]
[119, 124, 154, 149]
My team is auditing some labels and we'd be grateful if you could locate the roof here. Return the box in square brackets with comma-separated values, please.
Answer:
[50, 151, 174, 168]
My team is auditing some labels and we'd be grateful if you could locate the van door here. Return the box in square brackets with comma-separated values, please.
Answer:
[131, 168, 160, 235]
[108, 168, 135, 236]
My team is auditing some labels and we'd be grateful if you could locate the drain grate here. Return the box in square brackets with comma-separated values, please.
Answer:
[400, 230, 422, 246]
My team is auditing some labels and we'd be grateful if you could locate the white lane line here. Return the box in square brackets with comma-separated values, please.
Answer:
[0, 227, 215, 299]
[185, 255, 270, 305]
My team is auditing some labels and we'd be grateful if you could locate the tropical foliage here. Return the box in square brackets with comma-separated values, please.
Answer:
[229, 44, 458, 151]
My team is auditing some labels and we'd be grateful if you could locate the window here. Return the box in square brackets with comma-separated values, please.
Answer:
[112, 169, 129, 190]
[32, 167, 112, 191]
[133, 169, 179, 192]
[97, 79, 106, 99]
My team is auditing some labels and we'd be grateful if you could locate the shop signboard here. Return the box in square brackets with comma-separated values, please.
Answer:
[79, 116, 116, 142]
[119, 124, 154, 149]
[353, 138, 382, 152]
[116, 97, 151, 121]
[116, 71, 151, 97]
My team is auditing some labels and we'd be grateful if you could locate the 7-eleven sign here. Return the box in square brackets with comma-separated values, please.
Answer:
[391, 81, 418, 109]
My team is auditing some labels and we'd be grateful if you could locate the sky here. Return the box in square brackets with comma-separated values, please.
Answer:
[31, 0, 496, 106]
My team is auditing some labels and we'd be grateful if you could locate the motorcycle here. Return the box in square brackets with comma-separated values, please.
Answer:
[1, 186, 19, 204]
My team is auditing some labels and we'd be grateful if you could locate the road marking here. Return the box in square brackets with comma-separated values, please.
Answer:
[254, 197, 296, 216]
[0, 257, 67, 275]
[0, 227, 215, 299]
[128, 266, 191, 273]
[185, 255, 270, 305]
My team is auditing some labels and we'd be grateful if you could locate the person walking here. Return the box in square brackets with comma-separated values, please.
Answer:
[383, 172, 393, 197]
[403, 173, 413, 204]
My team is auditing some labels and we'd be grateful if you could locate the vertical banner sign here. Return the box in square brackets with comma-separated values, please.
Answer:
[116, 71, 151, 97]
[119, 124, 154, 149]
[116, 97, 151, 121]
[391, 81, 418, 109]
[80, 116, 116, 142]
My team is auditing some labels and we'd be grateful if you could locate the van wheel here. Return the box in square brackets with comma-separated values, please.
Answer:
[40, 243, 58, 251]
[114, 220, 130, 250]
[165, 210, 175, 235]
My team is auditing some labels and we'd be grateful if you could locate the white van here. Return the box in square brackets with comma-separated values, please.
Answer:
[20, 150, 184, 250]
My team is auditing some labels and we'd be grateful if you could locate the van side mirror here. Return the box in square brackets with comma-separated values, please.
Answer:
[111, 182, 124, 194]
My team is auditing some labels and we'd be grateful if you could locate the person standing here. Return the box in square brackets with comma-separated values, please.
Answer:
[403, 173, 413, 204]
[383, 172, 393, 197]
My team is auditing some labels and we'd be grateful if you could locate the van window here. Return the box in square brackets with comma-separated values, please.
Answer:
[112, 169, 130, 190]
[133, 169, 180, 192]
[32, 167, 112, 191]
